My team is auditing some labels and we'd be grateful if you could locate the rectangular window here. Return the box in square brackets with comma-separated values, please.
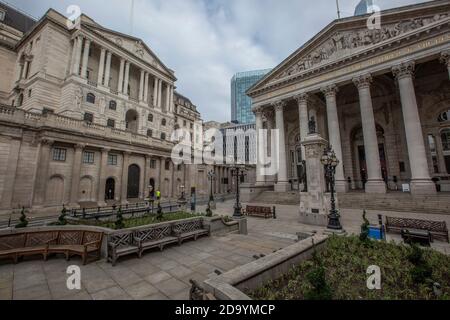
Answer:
[53, 148, 67, 162]
[108, 154, 118, 166]
[107, 119, 115, 128]
[84, 112, 94, 123]
[83, 151, 95, 164]
[150, 159, 157, 169]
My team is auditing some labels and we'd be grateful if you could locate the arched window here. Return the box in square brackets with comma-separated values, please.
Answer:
[161, 118, 166, 126]
[86, 93, 96, 104]
[148, 114, 153, 122]
[161, 133, 166, 140]
[109, 100, 117, 111]
[438, 110, 450, 123]
[147, 129, 153, 137]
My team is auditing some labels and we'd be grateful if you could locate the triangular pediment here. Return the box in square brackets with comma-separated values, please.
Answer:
[84, 23, 175, 79]
[248, 0, 450, 95]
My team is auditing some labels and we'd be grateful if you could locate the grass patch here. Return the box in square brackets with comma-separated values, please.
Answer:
[249, 236, 450, 300]
[69, 212, 203, 230]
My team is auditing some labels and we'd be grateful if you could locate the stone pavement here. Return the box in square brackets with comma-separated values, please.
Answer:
[1, 200, 449, 300]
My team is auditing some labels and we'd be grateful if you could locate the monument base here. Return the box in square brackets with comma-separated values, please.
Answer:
[299, 192, 338, 227]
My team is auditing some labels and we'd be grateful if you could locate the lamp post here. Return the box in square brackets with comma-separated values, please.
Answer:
[207, 170, 216, 204]
[321, 145, 343, 231]
[231, 165, 246, 218]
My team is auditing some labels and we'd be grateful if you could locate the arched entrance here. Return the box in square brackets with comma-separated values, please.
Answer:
[125, 109, 139, 133]
[127, 164, 140, 199]
[105, 178, 115, 200]
[351, 124, 388, 190]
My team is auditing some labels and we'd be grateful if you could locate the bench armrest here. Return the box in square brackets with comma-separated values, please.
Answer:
[84, 240, 102, 249]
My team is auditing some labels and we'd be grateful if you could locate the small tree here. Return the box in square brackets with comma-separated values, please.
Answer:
[115, 206, 125, 230]
[205, 202, 213, 217]
[304, 250, 333, 300]
[15, 207, 28, 229]
[156, 202, 164, 221]
[57, 205, 68, 225]
[408, 244, 433, 284]
[359, 210, 370, 242]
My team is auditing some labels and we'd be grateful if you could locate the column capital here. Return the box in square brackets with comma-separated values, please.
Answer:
[321, 84, 339, 98]
[253, 106, 264, 115]
[440, 51, 450, 66]
[353, 73, 373, 90]
[74, 143, 85, 151]
[101, 147, 111, 153]
[293, 93, 309, 105]
[123, 151, 132, 156]
[272, 100, 287, 112]
[392, 61, 415, 80]
[40, 138, 54, 146]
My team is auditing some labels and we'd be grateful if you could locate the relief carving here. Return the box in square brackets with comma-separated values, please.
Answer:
[277, 13, 448, 79]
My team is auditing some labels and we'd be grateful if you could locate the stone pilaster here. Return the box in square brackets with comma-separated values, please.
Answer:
[1, 138, 21, 209]
[254, 107, 265, 185]
[392, 61, 436, 195]
[97, 148, 110, 206]
[104, 51, 112, 88]
[144, 72, 149, 103]
[321, 84, 347, 193]
[153, 77, 158, 107]
[118, 58, 125, 93]
[69, 144, 85, 208]
[353, 74, 386, 194]
[294, 93, 309, 159]
[97, 48, 106, 86]
[273, 101, 289, 192]
[121, 151, 131, 204]
[123, 61, 130, 96]
[72, 36, 83, 75]
[139, 70, 145, 102]
[157, 80, 163, 109]
[32, 139, 54, 207]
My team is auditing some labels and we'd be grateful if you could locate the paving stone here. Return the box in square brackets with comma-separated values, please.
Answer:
[142, 292, 169, 300]
[82, 275, 117, 294]
[91, 286, 128, 300]
[123, 282, 159, 299]
[155, 278, 189, 297]
[152, 259, 179, 271]
[13, 283, 51, 300]
[102, 267, 143, 288]
[169, 289, 190, 300]
[167, 265, 194, 279]
[144, 271, 172, 285]
[13, 272, 47, 291]
[57, 290, 92, 300]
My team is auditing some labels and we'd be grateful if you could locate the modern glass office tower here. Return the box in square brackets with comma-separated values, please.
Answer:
[231, 69, 271, 124]
[354, 0, 374, 16]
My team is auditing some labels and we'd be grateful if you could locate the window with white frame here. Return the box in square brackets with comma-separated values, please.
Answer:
[83, 151, 95, 164]
[53, 148, 67, 162]
[108, 154, 118, 166]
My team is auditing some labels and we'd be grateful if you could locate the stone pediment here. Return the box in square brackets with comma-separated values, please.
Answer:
[85, 25, 173, 78]
[249, 2, 450, 94]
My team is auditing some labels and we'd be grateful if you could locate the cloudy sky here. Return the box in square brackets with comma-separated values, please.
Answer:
[8, 0, 430, 121]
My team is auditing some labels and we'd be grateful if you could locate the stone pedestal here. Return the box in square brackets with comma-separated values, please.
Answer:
[299, 134, 340, 227]
[233, 216, 248, 235]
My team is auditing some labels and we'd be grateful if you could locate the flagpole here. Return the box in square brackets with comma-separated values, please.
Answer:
[336, 0, 341, 19]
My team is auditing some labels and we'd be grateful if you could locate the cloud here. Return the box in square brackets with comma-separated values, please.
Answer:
[7, 0, 431, 121]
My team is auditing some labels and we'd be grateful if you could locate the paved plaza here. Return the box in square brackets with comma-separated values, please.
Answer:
[0, 200, 449, 300]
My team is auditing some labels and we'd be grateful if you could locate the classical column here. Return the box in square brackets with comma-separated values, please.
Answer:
[104, 51, 112, 88]
[157, 79, 163, 108]
[294, 93, 309, 159]
[392, 61, 436, 194]
[321, 84, 347, 192]
[32, 139, 53, 206]
[69, 144, 84, 207]
[153, 77, 158, 107]
[121, 151, 131, 204]
[255, 107, 265, 185]
[97, 48, 106, 86]
[169, 86, 174, 112]
[139, 69, 145, 102]
[353, 74, 386, 194]
[440, 51, 450, 79]
[165, 84, 171, 111]
[159, 157, 165, 196]
[80, 38, 91, 79]
[143, 155, 150, 199]
[123, 61, 130, 96]
[144, 72, 149, 103]
[118, 58, 125, 93]
[72, 36, 83, 75]
[97, 148, 110, 206]
[273, 101, 289, 192]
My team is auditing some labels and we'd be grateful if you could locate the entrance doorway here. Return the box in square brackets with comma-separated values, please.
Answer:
[105, 178, 115, 200]
[127, 164, 140, 199]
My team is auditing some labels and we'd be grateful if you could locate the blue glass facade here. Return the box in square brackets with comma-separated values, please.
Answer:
[231, 69, 271, 124]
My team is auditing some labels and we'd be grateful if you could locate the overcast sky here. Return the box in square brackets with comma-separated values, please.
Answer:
[7, 0, 430, 121]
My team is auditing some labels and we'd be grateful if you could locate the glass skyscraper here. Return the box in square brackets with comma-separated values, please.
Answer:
[231, 69, 271, 124]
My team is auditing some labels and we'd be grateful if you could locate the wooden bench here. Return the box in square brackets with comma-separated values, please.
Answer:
[386, 216, 449, 243]
[243, 206, 276, 219]
[108, 231, 139, 267]
[0, 230, 103, 265]
[172, 218, 210, 245]
[134, 223, 179, 256]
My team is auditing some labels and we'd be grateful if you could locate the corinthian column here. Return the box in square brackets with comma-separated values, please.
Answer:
[392, 61, 436, 195]
[139, 69, 145, 102]
[294, 93, 309, 160]
[123, 61, 130, 96]
[353, 74, 386, 194]
[72, 36, 83, 75]
[97, 48, 106, 86]
[440, 51, 450, 79]
[118, 58, 125, 93]
[80, 38, 91, 79]
[254, 107, 265, 185]
[273, 101, 289, 192]
[321, 84, 347, 193]
[104, 51, 112, 88]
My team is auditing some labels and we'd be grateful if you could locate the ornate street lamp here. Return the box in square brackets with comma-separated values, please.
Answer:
[231, 165, 246, 218]
[207, 170, 216, 204]
[321, 145, 343, 230]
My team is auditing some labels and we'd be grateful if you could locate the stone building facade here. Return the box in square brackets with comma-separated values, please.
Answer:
[248, 1, 450, 196]
[0, 6, 224, 215]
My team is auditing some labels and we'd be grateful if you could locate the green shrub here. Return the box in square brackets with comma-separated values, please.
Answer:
[304, 251, 333, 300]
[156, 202, 164, 221]
[360, 210, 370, 242]
[408, 244, 433, 285]
[15, 207, 28, 229]
[57, 205, 68, 226]
[115, 207, 125, 230]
